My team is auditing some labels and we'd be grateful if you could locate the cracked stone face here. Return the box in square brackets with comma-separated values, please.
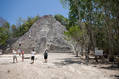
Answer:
[11, 15, 73, 53]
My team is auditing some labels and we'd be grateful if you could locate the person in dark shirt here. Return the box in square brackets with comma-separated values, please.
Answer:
[44, 49, 48, 63]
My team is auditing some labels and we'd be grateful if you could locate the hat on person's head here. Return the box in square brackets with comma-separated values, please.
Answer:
[46, 48, 48, 51]
[32, 49, 35, 51]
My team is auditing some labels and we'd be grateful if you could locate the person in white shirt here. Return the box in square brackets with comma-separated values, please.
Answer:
[31, 49, 36, 64]
[17, 48, 21, 56]
[12, 48, 18, 63]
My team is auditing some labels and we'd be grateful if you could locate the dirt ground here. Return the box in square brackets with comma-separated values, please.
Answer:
[0, 53, 118, 79]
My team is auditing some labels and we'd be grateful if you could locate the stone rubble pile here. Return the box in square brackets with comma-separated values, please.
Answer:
[12, 15, 73, 53]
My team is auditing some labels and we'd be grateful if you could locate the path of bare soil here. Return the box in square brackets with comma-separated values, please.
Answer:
[0, 53, 118, 79]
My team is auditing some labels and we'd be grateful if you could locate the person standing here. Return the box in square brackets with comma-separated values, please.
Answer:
[12, 48, 18, 63]
[21, 50, 24, 62]
[31, 49, 36, 64]
[17, 48, 21, 56]
[44, 49, 48, 63]
[18, 41, 22, 56]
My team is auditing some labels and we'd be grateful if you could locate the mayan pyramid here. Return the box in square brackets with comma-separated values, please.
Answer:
[12, 15, 72, 53]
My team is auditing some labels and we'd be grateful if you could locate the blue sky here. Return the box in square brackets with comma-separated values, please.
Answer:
[0, 0, 69, 25]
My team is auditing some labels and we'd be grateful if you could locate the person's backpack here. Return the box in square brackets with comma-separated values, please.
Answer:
[44, 51, 48, 56]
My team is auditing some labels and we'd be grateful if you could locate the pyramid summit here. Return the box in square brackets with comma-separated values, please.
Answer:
[12, 15, 72, 53]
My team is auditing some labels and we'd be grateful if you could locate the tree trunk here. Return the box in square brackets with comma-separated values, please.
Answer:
[75, 43, 78, 57]
[71, 44, 76, 55]
[76, 51, 78, 57]
[81, 47, 83, 56]
[105, 12, 113, 58]
[85, 46, 89, 64]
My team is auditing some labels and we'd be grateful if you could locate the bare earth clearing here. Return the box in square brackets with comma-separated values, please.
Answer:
[0, 53, 118, 79]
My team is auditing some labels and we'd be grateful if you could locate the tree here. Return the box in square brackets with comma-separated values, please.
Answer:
[60, 0, 96, 60]
[64, 25, 84, 57]
[54, 14, 69, 29]
[13, 16, 39, 37]
[11, 24, 17, 37]
[60, 0, 119, 62]
[0, 27, 9, 46]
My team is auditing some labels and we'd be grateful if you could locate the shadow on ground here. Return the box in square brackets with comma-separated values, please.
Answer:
[24, 57, 30, 59]
[53, 57, 84, 66]
[114, 75, 119, 79]
[99, 65, 119, 70]
[0, 62, 14, 65]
